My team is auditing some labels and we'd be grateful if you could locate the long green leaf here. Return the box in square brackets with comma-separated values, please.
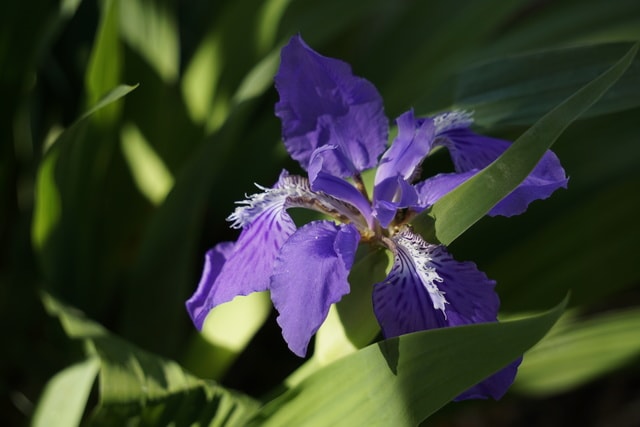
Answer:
[119, 0, 179, 83]
[493, 177, 640, 311]
[41, 293, 260, 427]
[455, 42, 640, 128]
[85, 0, 123, 122]
[253, 296, 567, 426]
[31, 358, 100, 427]
[421, 42, 637, 246]
[515, 308, 640, 395]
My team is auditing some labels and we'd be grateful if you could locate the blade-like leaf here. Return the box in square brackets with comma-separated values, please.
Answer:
[119, 0, 179, 83]
[515, 308, 640, 395]
[419, 42, 637, 245]
[41, 293, 260, 427]
[314, 246, 388, 366]
[84, 0, 123, 123]
[253, 296, 567, 426]
[455, 42, 640, 128]
[31, 358, 100, 427]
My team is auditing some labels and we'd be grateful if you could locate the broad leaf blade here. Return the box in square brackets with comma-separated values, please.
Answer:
[455, 42, 640, 128]
[253, 297, 567, 426]
[515, 308, 640, 395]
[31, 358, 100, 427]
[423, 42, 637, 245]
[41, 293, 260, 427]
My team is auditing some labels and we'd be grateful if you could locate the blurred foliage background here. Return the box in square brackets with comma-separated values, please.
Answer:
[1, 0, 640, 425]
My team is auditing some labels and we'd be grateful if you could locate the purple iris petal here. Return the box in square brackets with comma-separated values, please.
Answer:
[373, 229, 517, 400]
[309, 146, 373, 226]
[371, 111, 433, 226]
[375, 110, 434, 185]
[185, 242, 235, 329]
[270, 221, 360, 357]
[275, 34, 388, 177]
[188, 207, 297, 330]
[187, 172, 302, 330]
[437, 128, 568, 216]
[414, 170, 478, 210]
[454, 358, 522, 401]
[372, 176, 418, 228]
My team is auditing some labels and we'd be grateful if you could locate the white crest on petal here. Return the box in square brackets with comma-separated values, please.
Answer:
[227, 172, 366, 229]
[433, 110, 473, 135]
[393, 228, 448, 317]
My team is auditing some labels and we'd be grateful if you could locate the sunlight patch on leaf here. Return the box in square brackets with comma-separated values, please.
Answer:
[120, 123, 174, 205]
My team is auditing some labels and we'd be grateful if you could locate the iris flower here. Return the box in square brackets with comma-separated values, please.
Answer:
[186, 35, 567, 400]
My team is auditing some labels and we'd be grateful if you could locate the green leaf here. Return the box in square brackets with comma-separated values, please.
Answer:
[119, 0, 180, 83]
[120, 122, 174, 205]
[85, 0, 123, 123]
[184, 291, 272, 380]
[41, 293, 260, 426]
[492, 177, 640, 311]
[253, 296, 567, 426]
[31, 83, 136, 262]
[31, 358, 100, 427]
[120, 101, 259, 356]
[455, 42, 640, 128]
[515, 308, 640, 396]
[314, 246, 388, 366]
[418, 42, 637, 246]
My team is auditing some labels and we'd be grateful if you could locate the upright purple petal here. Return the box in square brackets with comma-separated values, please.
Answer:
[373, 228, 517, 399]
[309, 146, 373, 227]
[375, 111, 434, 185]
[370, 111, 433, 226]
[185, 242, 235, 328]
[437, 128, 568, 216]
[275, 34, 388, 177]
[270, 221, 360, 357]
[372, 176, 418, 228]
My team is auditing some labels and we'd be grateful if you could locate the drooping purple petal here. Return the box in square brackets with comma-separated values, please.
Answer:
[185, 242, 235, 328]
[454, 358, 522, 401]
[375, 111, 434, 186]
[437, 128, 568, 216]
[373, 228, 516, 399]
[309, 146, 373, 227]
[414, 170, 478, 210]
[186, 172, 303, 329]
[274, 34, 388, 177]
[188, 208, 296, 330]
[373, 229, 499, 336]
[270, 221, 360, 357]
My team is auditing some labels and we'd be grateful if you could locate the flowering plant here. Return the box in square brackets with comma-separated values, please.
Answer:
[19, 2, 639, 425]
[187, 35, 568, 400]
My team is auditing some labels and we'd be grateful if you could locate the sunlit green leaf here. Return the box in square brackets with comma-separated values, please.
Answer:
[120, 122, 174, 205]
[85, 0, 123, 123]
[184, 291, 272, 380]
[515, 308, 640, 395]
[31, 84, 136, 273]
[119, 0, 179, 83]
[314, 246, 388, 366]
[120, 101, 259, 356]
[31, 358, 100, 427]
[253, 296, 567, 426]
[42, 293, 260, 426]
[417, 43, 637, 245]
